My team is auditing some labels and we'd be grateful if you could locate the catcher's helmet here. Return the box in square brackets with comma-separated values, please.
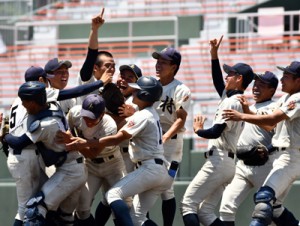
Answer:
[18, 81, 47, 105]
[128, 76, 162, 102]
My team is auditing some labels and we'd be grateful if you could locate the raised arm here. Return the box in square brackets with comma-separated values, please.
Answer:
[80, 8, 105, 82]
[210, 35, 225, 97]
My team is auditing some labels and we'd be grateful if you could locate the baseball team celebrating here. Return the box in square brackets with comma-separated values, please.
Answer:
[1, 6, 300, 226]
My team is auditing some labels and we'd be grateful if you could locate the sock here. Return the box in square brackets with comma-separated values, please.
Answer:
[142, 219, 158, 226]
[182, 213, 199, 226]
[110, 200, 133, 226]
[223, 221, 235, 226]
[210, 218, 225, 226]
[162, 198, 176, 226]
[95, 201, 112, 226]
[13, 219, 23, 226]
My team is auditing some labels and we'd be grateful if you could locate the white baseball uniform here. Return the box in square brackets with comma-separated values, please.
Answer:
[119, 95, 139, 173]
[261, 92, 300, 205]
[6, 88, 61, 222]
[219, 100, 285, 222]
[25, 102, 87, 219]
[67, 105, 127, 220]
[106, 106, 173, 225]
[154, 79, 191, 201]
[181, 90, 244, 226]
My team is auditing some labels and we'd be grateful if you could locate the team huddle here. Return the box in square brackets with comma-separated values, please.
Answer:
[1, 7, 300, 226]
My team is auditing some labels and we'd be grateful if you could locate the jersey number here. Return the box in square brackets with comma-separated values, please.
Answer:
[9, 105, 18, 129]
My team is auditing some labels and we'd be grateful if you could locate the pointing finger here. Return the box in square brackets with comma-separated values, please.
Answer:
[100, 8, 105, 17]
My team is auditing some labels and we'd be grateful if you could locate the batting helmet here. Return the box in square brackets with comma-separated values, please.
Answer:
[18, 81, 47, 106]
[128, 76, 162, 102]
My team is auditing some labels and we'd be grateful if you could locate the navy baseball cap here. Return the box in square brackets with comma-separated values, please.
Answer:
[152, 47, 181, 67]
[81, 94, 106, 119]
[44, 58, 72, 73]
[255, 71, 278, 89]
[119, 64, 143, 79]
[277, 61, 300, 76]
[223, 63, 254, 86]
[25, 66, 53, 82]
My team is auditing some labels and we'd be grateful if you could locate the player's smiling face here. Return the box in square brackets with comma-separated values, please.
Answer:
[117, 69, 137, 97]
[252, 79, 274, 103]
[48, 65, 69, 90]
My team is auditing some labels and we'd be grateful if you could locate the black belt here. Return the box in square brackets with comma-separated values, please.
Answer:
[13, 149, 39, 155]
[91, 155, 114, 164]
[76, 157, 84, 164]
[269, 147, 286, 153]
[137, 158, 164, 166]
[204, 150, 234, 159]
[122, 147, 128, 153]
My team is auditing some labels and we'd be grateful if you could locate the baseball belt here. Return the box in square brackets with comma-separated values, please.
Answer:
[204, 150, 234, 159]
[91, 155, 115, 164]
[122, 147, 129, 153]
[269, 147, 286, 153]
[12, 149, 39, 155]
[136, 158, 164, 166]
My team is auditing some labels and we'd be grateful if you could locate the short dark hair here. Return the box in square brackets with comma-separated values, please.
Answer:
[95, 51, 114, 66]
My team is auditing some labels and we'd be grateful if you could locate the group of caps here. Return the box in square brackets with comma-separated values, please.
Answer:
[223, 60, 300, 90]
[22, 47, 182, 119]
[23, 48, 300, 118]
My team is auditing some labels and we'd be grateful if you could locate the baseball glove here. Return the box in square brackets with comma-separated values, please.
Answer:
[100, 83, 125, 116]
[236, 144, 269, 166]
[0, 115, 9, 157]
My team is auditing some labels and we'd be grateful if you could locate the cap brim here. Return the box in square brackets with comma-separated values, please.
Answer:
[80, 109, 97, 120]
[254, 74, 269, 83]
[152, 52, 173, 61]
[119, 65, 138, 79]
[52, 60, 72, 71]
[128, 83, 141, 89]
[60, 60, 72, 69]
[276, 66, 297, 75]
[223, 64, 237, 74]
[46, 73, 55, 79]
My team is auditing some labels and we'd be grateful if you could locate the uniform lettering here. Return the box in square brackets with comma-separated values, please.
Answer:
[159, 96, 175, 114]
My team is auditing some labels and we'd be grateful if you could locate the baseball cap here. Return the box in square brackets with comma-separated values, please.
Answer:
[152, 47, 181, 67]
[25, 66, 53, 82]
[44, 58, 72, 73]
[277, 61, 300, 76]
[119, 64, 143, 79]
[223, 63, 254, 86]
[80, 94, 106, 120]
[255, 71, 278, 89]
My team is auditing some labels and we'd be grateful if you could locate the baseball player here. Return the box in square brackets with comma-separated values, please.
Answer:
[152, 47, 191, 226]
[4, 81, 87, 226]
[180, 36, 254, 226]
[64, 94, 128, 226]
[116, 64, 142, 173]
[223, 61, 300, 226]
[6, 66, 111, 226]
[76, 8, 115, 105]
[44, 57, 76, 114]
[218, 71, 283, 226]
[56, 76, 174, 226]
